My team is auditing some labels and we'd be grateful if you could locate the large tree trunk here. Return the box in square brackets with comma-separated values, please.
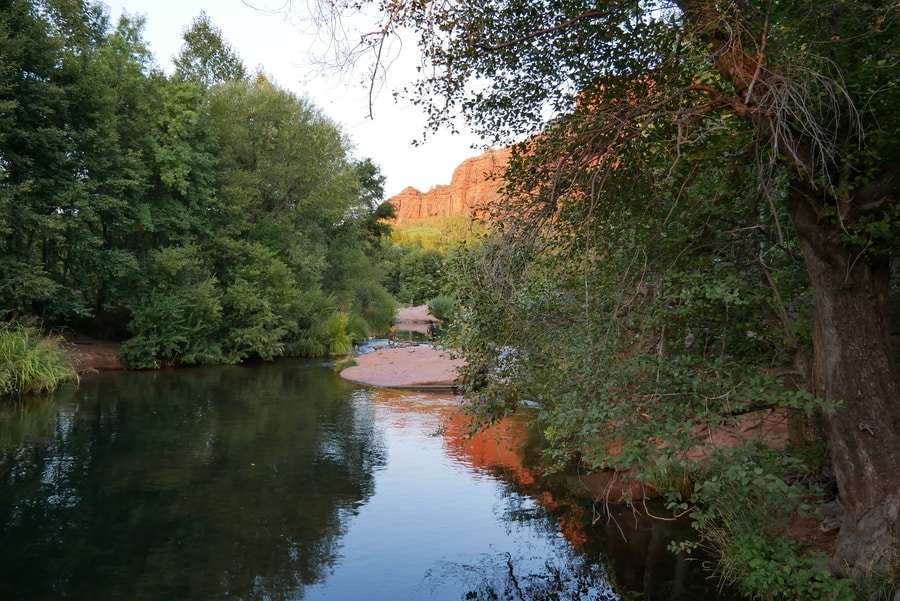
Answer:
[675, 0, 900, 572]
[791, 187, 900, 574]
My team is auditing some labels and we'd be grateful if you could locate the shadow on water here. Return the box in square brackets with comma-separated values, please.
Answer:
[0, 363, 384, 600]
[0, 361, 736, 601]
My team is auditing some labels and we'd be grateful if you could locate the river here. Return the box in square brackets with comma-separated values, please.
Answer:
[0, 360, 731, 600]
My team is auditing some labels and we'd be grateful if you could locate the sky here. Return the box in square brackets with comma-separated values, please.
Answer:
[100, 0, 486, 198]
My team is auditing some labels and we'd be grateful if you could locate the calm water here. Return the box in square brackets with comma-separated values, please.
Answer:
[0, 360, 724, 600]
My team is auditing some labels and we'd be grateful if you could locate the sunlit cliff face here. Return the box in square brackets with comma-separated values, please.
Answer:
[385, 148, 511, 224]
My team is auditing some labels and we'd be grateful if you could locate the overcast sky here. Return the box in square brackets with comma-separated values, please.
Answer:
[100, 0, 485, 198]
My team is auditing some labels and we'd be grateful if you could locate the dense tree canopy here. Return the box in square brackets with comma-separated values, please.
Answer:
[0, 0, 397, 367]
[296, 0, 900, 591]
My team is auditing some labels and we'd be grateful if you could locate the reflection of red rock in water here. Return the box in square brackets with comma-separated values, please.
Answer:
[366, 389, 595, 549]
[425, 396, 598, 551]
[366, 389, 715, 595]
[441, 407, 537, 486]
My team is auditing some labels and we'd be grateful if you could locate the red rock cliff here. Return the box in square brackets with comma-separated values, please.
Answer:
[387, 148, 510, 223]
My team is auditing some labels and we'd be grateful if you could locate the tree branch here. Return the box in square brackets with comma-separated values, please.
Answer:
[853, 149, 900, 212]
[474, 9, 618, 51]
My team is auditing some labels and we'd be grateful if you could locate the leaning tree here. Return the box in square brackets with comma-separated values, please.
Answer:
[289, 0, 899, 573]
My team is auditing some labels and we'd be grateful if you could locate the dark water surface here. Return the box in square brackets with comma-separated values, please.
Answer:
[0, 361, 725, 600]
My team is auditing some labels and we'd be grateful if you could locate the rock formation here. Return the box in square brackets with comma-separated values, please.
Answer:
[387, 148, 510, 223]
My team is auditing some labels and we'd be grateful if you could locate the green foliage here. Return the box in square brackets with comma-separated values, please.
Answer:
[440, 98, 824, 599]
[373, 200, 396, 221]
[0, 323, 77, 396]
[317, 312, 356, 356]
[1, 3, 395, 362]
[384, 216, 487, 306]
[384, 246, 444, 306]
[220, 244, 301, 362]
[173, 10, 246, 87]
[289, 311, 358, 357]
[392, 215, 487, 251]
[717, 532, 853, 601]
[427, 295, 457, 323]
[346, 279, 397, 336]
[685, 448, 855, 601]
[0, 260, 66, 321]
[119, 246, 223, 369]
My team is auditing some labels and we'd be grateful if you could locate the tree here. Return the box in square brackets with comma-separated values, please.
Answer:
[294, 0, 900, 576]
[173, 11, 246, 88]
[0, 0, 97, 321]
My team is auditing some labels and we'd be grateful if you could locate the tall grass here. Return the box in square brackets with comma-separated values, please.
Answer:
[318, 312, 355, 356]
[286, 311, 357, 357]
[0, 323, 78, 397]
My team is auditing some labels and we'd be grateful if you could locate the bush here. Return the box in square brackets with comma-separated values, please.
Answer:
[317, 312, 355, 356]
[0, 323, 78, 396]
[121, 279, 224, 368]
[685, 450, 856, 601]
[121, 247, 224, 368]
[348, 280, 397, 335]
[287, 311, 357, 357]
[427, 294, 457, 322]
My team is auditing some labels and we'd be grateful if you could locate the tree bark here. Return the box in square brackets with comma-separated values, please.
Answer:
[791, 187, 900, 573]
[672, 0, 900, 572]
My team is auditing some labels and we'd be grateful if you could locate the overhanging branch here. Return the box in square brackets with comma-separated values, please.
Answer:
[474, 9, 618, 51]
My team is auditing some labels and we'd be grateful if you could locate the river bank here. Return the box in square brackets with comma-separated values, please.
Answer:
[64, 305, 457, 387]
[64, 334, 126, 373]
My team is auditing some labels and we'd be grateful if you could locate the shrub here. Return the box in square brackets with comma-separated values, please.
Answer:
[348, 280, 396, 335]
[121, 279, 224, 368]
[684, 450, 856, 601]
[121, 247, 224, 368]
[0, 323, 78, 396]
[317, 312, 355, 356]
[287, 311, 357, 357]
[427, 294, 456, 322]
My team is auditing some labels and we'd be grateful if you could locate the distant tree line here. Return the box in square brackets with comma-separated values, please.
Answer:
[0, 1, 397, 367]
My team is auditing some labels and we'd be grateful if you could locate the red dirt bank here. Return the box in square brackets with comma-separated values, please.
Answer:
[64, 335, 125, 373]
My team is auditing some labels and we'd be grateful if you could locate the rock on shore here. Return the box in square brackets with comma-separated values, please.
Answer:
[339, 346, 466, 389]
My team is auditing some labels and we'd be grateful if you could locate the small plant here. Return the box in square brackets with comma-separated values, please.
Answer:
[0, 322, 78, 397]
[687, 450, 856, 601]
[853, 548, 900, 601]
[333, 357, 357, 372]
[717, 532, 854, 601]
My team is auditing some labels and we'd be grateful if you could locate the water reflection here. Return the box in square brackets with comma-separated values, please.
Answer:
[0, 363, 385, 600]
[0, 362, 729, 600]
